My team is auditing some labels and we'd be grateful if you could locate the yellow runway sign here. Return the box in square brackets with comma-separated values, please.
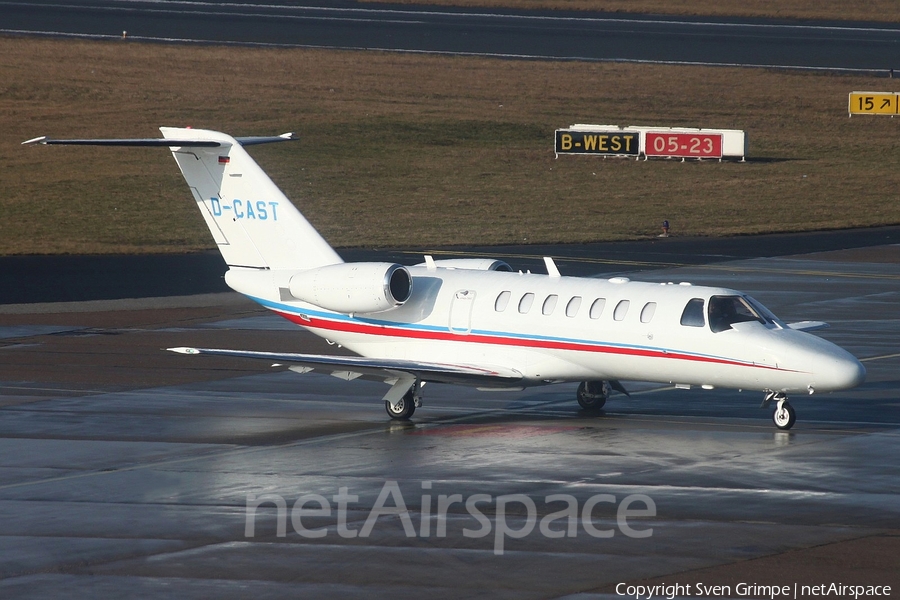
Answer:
[555, 130, 639, 156]
[849, 92, 898, 116]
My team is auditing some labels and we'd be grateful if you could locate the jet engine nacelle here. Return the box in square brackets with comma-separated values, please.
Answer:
[289, 262, 412, 314]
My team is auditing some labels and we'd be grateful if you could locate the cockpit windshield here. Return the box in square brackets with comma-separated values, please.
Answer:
[743, 295, 783, 327]
[707, 295, 765, 333]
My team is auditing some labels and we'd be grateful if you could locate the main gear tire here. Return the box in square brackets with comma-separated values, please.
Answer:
[577, 381, 608, 410]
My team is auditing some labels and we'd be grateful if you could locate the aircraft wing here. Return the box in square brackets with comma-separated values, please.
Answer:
[167, 347, 523, 387]
[786, 321, 829, 332]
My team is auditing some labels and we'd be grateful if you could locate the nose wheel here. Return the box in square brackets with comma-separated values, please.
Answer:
[773, 400, 796, 430]
[763, 392, 796, 430]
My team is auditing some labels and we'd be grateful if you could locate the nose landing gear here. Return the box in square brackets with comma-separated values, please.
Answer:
[762, 391, 796, 430]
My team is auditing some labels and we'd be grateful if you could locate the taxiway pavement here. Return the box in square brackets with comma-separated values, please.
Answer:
[0, 243, 897, 598]
[4, 0, 900, 71]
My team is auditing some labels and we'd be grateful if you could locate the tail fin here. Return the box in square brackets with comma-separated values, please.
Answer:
[162, 127, 340, 270]
[25, 128, 343, 271]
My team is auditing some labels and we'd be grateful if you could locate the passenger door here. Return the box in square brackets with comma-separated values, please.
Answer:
[449, 289, 476, 334]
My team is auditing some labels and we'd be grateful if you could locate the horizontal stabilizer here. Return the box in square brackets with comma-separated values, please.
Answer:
[23, 136, 221, 147]
[167, 347, 523, 387]
[235, 133, 296, 146]
[22, 132, 294, 148]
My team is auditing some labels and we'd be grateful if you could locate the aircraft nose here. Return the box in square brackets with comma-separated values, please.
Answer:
[817, 354, 866, 392]
[843, 357, 867, 388]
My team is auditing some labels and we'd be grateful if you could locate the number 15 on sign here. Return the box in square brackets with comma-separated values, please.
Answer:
[849, 92, 898, 116]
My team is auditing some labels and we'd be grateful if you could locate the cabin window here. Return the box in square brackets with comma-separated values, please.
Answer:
[542, 294, 558, 316]
[708, 295, 765, 333]
[494, 290, 511, 312]
[640, 302, 657, 323]
[613, 300, 630, 321]
[589, 298, 606, 319]
[680, 298, 706, 327]
[518, 292, 535, 314]
[565, 296, 582, 318]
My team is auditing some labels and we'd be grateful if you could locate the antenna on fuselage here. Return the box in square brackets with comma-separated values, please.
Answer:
[543, 257, 561, 278]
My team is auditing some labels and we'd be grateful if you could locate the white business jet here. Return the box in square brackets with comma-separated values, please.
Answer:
[25, 128, 865, 429]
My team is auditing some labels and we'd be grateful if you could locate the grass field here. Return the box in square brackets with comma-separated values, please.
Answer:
[2, 36, 900, 255]
[361, 0, 900, 23]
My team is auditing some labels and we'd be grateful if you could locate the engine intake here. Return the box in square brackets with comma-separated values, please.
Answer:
[289, 262, 412, 314]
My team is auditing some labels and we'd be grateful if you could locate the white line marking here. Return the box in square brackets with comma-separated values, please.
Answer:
[0, 29, 889, 75]
[15, 0, 900, 35]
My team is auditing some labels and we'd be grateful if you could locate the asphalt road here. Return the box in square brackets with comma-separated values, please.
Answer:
[0, 243, 897, 597]
[2, 0, 900, 71]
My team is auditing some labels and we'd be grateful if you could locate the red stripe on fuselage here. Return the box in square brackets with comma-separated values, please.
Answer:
[273, 309, 783, 372]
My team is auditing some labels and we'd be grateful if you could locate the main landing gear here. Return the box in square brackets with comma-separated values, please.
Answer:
[577, 381, 612, 410]
[384, 384, 423, 420]
[762, 391, 796, 430]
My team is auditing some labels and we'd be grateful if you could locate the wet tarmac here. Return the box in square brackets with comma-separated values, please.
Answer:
[0, 244, 897, 598]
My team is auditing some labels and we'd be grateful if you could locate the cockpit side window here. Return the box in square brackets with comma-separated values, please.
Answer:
[680, 298, 706, 327]
[708, 295, 765, 333]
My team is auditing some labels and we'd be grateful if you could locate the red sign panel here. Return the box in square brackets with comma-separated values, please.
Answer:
[645, 132, 723, 159]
